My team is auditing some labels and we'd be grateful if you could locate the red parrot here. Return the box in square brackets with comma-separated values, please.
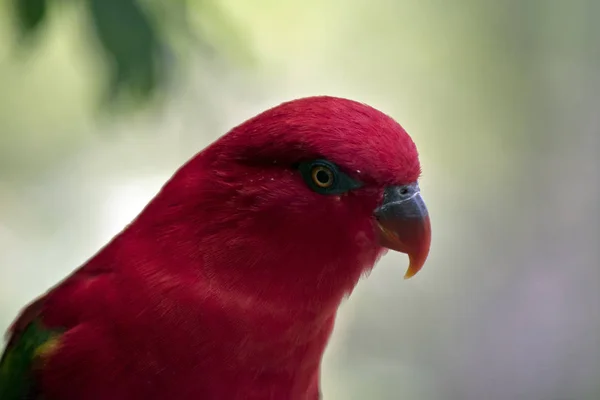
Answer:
[0, 96, 431, 399]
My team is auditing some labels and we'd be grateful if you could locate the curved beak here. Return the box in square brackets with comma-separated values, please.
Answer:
[374, 183, 431, 279]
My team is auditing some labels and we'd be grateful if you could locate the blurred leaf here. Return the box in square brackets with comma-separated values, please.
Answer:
[86, 0, 166, 107]
[13, 0, 47, 37]
[6, 0, 254, 114]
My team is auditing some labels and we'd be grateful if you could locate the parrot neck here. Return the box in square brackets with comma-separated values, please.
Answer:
[69, 232, 342, 399]
[96, 229, 351, 394]
[118, 224, 370, 319]
[120, 185, 383, 320]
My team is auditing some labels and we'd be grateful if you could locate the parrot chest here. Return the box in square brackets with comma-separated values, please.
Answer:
[39, 266, 334, 399]
[145, 292, 334, 399]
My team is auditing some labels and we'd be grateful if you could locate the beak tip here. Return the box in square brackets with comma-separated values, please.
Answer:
[403, 261, 423, 280]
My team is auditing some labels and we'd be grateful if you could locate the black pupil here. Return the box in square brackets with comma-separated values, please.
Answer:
[316, 169, 331, 184]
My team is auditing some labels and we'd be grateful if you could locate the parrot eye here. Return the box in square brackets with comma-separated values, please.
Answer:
[297, 159, 363, 195]
[311, 165, 334, 188]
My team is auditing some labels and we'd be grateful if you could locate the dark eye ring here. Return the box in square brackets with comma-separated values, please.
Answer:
[311, 165, 334, 188]
[297, 159, 362, 195]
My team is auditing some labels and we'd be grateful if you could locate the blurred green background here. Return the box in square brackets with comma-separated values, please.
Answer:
[1, 0, 599, 399]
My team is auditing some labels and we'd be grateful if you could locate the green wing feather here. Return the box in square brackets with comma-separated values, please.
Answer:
[0, 320, 59, 400]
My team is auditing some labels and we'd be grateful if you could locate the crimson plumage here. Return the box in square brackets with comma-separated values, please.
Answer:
[1, 96, 430, 399]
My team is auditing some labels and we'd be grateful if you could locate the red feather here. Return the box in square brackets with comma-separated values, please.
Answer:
[6, 96, 421, 399]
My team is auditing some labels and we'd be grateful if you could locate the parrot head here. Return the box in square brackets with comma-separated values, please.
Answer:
[142, 96, 430, 306]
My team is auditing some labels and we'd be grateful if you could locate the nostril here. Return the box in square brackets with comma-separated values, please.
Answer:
[399, 186, 409, 196]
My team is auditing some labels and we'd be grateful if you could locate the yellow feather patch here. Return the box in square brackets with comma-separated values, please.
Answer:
[33, 336, 61, 367]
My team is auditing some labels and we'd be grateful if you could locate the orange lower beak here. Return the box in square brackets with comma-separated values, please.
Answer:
[374, 184, 431, 279]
